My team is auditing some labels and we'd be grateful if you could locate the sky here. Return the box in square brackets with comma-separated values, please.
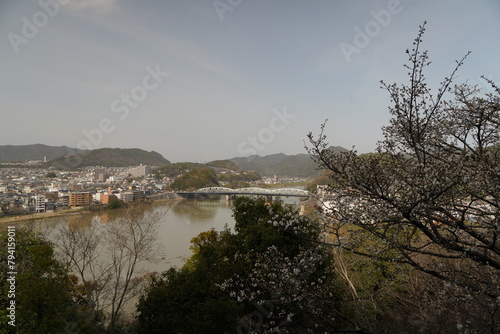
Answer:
[0, 0, 499, 163]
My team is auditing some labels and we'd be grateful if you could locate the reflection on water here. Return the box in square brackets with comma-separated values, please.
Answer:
[154, 198, 236, 271]
[37, 196, 302, 273]
[38, 198, 236, 272]
[170, 198, 231, 222]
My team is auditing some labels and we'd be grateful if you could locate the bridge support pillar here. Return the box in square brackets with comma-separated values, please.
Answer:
[266, 195, 273, 202]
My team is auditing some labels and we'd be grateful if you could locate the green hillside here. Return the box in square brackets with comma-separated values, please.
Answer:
[206, 160, 240, 171]
[0, 144, 83, 162]
[154, 162, 204, 178]
[48, 148, 170, 169]
[170, 167, 220, 191]
[229, 147, 348, 177]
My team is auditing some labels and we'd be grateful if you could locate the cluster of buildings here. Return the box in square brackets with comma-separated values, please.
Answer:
[261, 175, 307, 184]
[0, 161, 309, 217]
[0, 164, 167, 215]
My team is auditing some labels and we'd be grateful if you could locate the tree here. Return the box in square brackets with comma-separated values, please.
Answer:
[137, 197, 354, 333]
[307, 22, 500, 331]
[108, 198, 126, 209]
[0, 228, 85, 333]
[50, 203, 166, 333]
[45, 171, 57, 178]
[136, 235, 244, 334]
[170, 167, 219, 191]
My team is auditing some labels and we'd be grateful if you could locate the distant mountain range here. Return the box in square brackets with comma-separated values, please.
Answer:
[0, 144, 348, 177]
[48, 148, 170, 169]
[228, 146, 348, 177]
[0, 144, 82, 162]
[0, 145, 170, 169]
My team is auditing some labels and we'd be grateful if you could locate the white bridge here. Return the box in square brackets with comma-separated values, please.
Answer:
[177, 187, 310, 199]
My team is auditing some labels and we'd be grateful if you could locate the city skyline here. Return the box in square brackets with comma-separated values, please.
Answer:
[1, 0, 499, 162]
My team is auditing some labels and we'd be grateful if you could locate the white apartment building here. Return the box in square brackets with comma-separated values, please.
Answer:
[126, 165, 153, 178]
[34, 194, 46, 213]
[108, 176, 125, 182]
[117, 192, 134, 202]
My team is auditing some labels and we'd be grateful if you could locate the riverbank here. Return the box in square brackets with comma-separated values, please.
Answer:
[0, 187, 307, 226]
[0, 209, 86, 225]
[0, 195, 182, 226]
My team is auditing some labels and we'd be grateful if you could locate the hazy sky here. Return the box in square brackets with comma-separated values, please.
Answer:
[1, 0, 499, 162]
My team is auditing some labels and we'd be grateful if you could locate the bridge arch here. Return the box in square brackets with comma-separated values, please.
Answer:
[268, 188, 311, 197]
[196, 187, 235, 193]
[235, 187, 271, 194]
[177, 187, 311, 199]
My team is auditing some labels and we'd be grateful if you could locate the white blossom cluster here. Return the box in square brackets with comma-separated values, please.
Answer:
[218, 245, 340, 333]
[266, 206, 324, 242]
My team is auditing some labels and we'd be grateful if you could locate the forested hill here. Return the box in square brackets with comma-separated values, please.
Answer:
[0, 143, 349, 177]
[229, 146, 348, 178]
[48, 148, 170, 169]
[0, 144, 83, 162]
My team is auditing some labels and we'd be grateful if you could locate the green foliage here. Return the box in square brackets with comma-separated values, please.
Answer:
[156, 163, 261, 189]
[170, 167, 220, 191]
[136, 198, 345, 333]
[230, 152, 325, 178]
[206, 159, 240, 171]
[49, 148, 169, 168]
[231, 197, 320, 254]
[136, 229, 244, 334]
[153, 162, 202, 178]
[45, 171, 57, 178]
[0, 228, 87, 333]
[272, 154, 319, 178]
[107, 199, 127, 209]
[0, 144, 82, 162]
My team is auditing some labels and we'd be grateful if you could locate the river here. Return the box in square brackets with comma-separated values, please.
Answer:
[37, 196, 302, 274]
